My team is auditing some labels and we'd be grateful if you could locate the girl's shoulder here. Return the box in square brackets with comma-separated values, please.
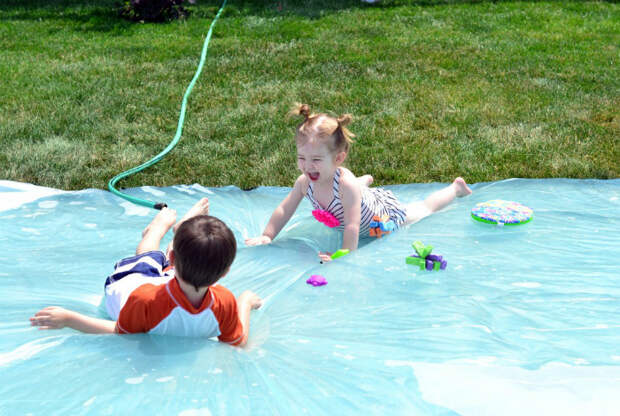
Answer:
[293, 173, 311, 195]
[337, 167, 362, 201]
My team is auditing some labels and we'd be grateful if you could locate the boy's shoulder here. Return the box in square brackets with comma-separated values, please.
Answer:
[127, 279, 177, 308]
[116, 281, 176, 333]
[130, 280, 173, 304]
[209, 283, 233, 298]
[208, 284, 238, 313]
[126, 281, 235, 311]
[118, 281, 239, 336]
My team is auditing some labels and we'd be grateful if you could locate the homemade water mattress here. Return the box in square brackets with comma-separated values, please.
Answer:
[1, 179, 619, 415]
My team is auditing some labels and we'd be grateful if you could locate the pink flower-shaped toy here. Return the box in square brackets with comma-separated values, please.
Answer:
[306, 275, 327, 286]
[312, 209, 340, 228]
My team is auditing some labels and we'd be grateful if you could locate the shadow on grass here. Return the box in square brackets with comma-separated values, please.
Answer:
[1, 0, 616, 30]
[0, 0, 131, 33]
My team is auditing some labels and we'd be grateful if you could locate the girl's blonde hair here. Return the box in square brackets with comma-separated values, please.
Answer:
[290, 103, 355, 154]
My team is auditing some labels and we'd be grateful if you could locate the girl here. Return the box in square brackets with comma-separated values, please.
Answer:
[245, 104, 472, 262]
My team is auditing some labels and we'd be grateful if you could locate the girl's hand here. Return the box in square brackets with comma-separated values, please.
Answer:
[245, 235, 272, 246]
[30, 307, 72, 330]
[318, 251, 333, 263]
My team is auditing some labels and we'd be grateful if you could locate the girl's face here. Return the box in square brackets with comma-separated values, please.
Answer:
[296, 138, 346, 185]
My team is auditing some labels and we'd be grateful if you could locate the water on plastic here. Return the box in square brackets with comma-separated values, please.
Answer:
[1, 179, 619, 415]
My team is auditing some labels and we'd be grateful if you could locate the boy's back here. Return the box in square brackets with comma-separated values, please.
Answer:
[31, 200, 261, 347]
[105, 250, 244, 344]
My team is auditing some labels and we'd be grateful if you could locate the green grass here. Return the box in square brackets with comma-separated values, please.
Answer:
[1, 0, 618, 190]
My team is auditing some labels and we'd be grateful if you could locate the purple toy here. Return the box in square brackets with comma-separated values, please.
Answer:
[406, 241, 447, 271]
[425, 254, 448, 271]
[306, 274, 328, 286]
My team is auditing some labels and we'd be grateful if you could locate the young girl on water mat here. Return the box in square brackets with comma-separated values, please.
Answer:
[245, 104, 472, 262]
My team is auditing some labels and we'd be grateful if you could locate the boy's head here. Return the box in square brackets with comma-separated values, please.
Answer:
[172, 215, 236, 290]
[291, 103, 355, 155]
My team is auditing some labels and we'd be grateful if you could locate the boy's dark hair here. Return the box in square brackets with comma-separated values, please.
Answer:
[173, 215, 236, 290]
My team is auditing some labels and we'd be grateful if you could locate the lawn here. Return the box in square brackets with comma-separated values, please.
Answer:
[0, 0, 618, 190]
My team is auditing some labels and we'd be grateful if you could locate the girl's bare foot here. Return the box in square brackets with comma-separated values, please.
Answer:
[173, 197, 210, 233]
[357, 174, 374, 187]
[453, 177, 472, 197]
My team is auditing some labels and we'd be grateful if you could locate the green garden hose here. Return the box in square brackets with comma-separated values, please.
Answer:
[108, 0, 227, 210]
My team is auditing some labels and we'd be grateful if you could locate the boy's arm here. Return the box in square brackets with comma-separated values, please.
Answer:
[245, 175, 307, 246]
[235, 291, 262, 347]
[30, 306, 116, 334]
[318, 173, 361, 262]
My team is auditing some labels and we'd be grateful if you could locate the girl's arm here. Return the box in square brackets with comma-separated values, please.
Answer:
[30, 306, 116, 334]
[318, 171, 362, 262]
[245, 175, 307, 246]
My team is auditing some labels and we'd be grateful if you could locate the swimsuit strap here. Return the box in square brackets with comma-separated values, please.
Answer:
[332, 168, 342, 201]
[306, 179, 320, 210]
[307, 169, 341, 210]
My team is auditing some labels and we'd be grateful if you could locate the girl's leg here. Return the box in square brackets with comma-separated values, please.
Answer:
[405, 177, 472, 224]
[357, 174, 373, 187]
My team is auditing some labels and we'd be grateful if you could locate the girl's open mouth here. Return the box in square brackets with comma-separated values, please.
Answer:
[308, 172, 319, 181]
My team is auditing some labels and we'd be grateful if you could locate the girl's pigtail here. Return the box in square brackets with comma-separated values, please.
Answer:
[337, 114, 355, 144]
[290, 103, 311, 120]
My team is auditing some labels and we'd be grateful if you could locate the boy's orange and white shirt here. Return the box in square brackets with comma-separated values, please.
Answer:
[104, 251, 244, 346]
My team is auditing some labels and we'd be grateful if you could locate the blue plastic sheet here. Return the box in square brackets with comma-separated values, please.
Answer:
[1, 179, 619, 415]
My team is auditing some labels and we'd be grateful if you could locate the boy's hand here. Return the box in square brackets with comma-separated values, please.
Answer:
[240, 290, 263, 309]
[245, 235, 272, 246]
[318, 252, 333, 263]
[30, 307, 72, 330]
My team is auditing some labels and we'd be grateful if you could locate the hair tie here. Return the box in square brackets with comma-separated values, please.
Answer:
[337, 114, 352, 127]
[300, 104, 310, 119]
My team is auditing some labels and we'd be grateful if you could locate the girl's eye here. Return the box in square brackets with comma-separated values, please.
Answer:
[313, 159, 321, 162]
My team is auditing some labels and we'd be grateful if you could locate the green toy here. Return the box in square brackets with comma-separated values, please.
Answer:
[331, 249, 350, 260]
[406, 241, 447, 271]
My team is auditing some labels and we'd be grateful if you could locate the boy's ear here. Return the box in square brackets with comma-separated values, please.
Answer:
[335, 151, 347, 165]
[168, 249, 175, 267]
[220, 266, 230, 278]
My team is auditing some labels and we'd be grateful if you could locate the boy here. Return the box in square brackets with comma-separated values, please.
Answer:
[30, 198, 262, 347]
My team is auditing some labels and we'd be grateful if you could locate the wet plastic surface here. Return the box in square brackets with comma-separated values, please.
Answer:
[1, 179, 619, 415]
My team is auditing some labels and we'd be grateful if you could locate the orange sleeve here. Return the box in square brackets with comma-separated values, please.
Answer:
[210, 286, 245, 346]
[116, 294, 149, 334]
[116, 284, 172, 334]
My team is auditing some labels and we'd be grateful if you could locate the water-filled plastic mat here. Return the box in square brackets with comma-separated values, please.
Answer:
[1, 179, 619, 415]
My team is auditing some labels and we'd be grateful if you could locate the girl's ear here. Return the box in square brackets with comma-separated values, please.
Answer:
[335, 151, 347, 165]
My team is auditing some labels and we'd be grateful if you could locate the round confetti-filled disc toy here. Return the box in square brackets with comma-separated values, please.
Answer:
[471, 200, 533, 226]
